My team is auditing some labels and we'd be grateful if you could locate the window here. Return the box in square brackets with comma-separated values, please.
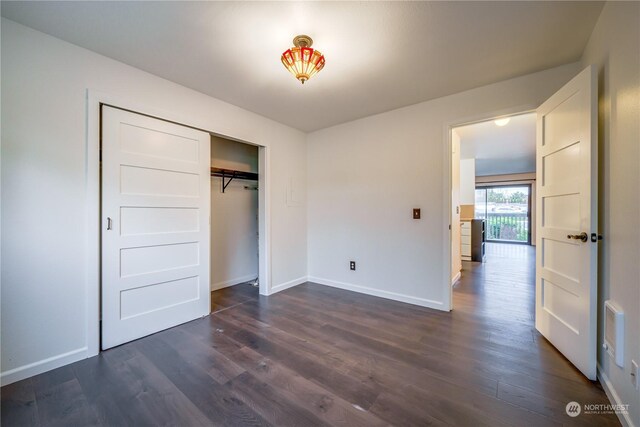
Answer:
[475, 185, 530, 244]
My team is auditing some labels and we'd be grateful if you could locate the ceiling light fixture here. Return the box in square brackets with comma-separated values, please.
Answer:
[281, 35, 325, 84]
[494, 118, 511, 127]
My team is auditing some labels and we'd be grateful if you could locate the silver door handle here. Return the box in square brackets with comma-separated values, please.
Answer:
[567, 232, 588, 242]
[107, 217, 113, 230]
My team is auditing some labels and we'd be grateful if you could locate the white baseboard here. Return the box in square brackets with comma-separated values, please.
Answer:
[1, 347, 88, 386]
[308, 276, 446, 311]
[451, 271, 461, 286]
[269, 276, 308, 295]
[211, 274, 257, 291]
[598, 363, 635, 427]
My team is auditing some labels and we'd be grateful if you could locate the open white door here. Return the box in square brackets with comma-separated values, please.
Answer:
[536, 65, 597, 379]
[101, 106, 210, 349]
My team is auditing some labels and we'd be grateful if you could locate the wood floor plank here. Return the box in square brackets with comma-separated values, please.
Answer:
[214, 298, 565, 427]
[226, 371, 330, 427]
[120, 353, 213, 426]
[0, 378, 39, 427]
[247, 293, 607, 405]
[370, 391, 506, 427]
[209, 313, 382, 410]
[34, 378, 100, 427]
[224, 302, 556, 426]
[160, 326, 247, 385]
[0, 244, 620, 426]
[71, 354, 152, 426]
[223, 300, 501, 396]
[229, 346, 389, 427]
[211, 282, 259, 313]
[133, 333, 271, 426]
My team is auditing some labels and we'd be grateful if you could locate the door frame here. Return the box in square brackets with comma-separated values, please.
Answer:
[442, 105, 536, 311]
[474, 183, 532, 245]
[86, 89, 272, 356]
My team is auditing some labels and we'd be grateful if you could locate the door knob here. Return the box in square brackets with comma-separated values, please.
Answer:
[567, 232, 588, 242]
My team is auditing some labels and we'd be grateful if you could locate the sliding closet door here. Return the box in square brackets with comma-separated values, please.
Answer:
[101, 106, 210, 349]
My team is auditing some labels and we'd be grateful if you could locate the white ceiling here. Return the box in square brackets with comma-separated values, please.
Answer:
[457, 113, 536, 176]
[1, 1, 603, 132]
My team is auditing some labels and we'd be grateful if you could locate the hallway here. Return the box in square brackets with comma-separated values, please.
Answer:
[454, 242, 536, 323]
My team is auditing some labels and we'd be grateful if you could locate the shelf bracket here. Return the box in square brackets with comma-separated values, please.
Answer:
[221, 170, 236, 193]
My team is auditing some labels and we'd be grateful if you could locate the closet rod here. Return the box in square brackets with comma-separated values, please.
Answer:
[210, 167, 258, 193]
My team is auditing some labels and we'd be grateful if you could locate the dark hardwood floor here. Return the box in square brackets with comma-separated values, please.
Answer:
[2, 246, 619, 426]
[210, 281, 260, 314]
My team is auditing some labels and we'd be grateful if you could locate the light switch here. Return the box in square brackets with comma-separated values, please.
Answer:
[413, 208, 421, 219]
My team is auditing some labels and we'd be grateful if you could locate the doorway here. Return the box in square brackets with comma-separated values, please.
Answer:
[446, 66, 598, 381]
[449, 112, 537, 313]
[209, 135, 260, 312]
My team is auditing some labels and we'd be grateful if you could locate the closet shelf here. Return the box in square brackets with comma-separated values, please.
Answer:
[211, 167, 258, 193]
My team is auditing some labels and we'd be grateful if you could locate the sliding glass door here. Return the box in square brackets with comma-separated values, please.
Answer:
[475, 185, 531, 244]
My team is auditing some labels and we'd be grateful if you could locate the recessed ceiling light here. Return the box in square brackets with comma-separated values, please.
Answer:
[494, 118, 510, 127]
[281, 35, 326, 84]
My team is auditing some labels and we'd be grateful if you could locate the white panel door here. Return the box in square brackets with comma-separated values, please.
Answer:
[536, 66, 597, 379]
[101, 106, 210, 349]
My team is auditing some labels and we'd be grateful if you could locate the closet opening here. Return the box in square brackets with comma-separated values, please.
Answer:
[210, 136, 260, 313]
[94, 98, 271, 353]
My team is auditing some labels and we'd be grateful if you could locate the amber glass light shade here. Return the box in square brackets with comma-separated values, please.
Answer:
[281, 37, 325, 84]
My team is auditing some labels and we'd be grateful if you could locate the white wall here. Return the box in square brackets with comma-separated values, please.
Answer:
[210, 136, 259, 290]
[459, 158, 476, 205]
[0, 19, 307, 385]
[581, 2, 640, 425]
[307, 62, 580, 310]
[211, 135, 259, 173]
[451, 130, 462, 282]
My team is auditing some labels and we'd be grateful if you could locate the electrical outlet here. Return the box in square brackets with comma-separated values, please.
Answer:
[632, 360, 639, 390]
[350, 261, 356, 271]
